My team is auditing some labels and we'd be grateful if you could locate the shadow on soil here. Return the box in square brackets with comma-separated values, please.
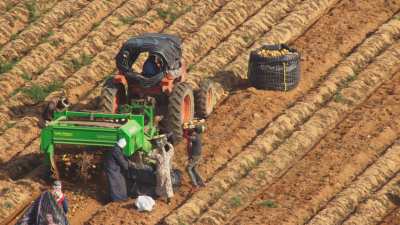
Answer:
[0, 152, 43, 180]
[387, 192, 400, 206]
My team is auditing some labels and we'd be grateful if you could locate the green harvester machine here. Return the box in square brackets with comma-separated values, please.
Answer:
[40, 99, 160, 179]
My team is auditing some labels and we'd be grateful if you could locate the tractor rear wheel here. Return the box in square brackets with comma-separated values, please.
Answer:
[100, 80, 126, 113]
[196, 79, 217, 118]
[166, 82, 194, 143]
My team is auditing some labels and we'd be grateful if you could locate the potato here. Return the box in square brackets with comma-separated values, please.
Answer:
[256, 48, 292, 57]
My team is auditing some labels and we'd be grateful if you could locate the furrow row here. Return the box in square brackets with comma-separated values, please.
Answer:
[187, 0, 304, 85]
[0, 0, 301, 129]
[0, 0, 128, 102]
[307, 143, 400, 225]
[0, 0, 22, 14]
[4, 0, 157, 113]
[199, 0, 353, 92]
[165, 0, 232, 40]
[0, 179, 41, 223]
[380, 208, 400, 225]
[270, 74, 400, 225]
[0, 0, 93, 63]
[190, 44, 400, 225]
[164, 16, 400, 224]
[0, 117, 39, 163]
[0, 138, 41, 180]
[0, 0, 59, 47]
[342, 173, 400, 225]
[181, 0, 272, 65]
[233, 126, 400, 225]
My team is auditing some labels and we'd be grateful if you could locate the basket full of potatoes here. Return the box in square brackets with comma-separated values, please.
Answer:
[248, 44, 300, 91]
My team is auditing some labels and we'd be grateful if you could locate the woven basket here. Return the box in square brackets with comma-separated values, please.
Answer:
[248, 44, 300, 91]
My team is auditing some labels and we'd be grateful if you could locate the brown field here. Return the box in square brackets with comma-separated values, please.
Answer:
[1, 0, 400, 224]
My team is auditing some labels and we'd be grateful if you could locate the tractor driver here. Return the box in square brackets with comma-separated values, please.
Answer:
[142, 54, 163, 78]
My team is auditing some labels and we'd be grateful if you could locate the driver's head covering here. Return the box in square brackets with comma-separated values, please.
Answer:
[52, 180, 62, 190]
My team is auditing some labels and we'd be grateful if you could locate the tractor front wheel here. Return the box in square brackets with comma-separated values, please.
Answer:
[100, 79, 126, 113]
[166, 82, 194, 143]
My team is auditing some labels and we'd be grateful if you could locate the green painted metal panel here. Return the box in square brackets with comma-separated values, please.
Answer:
[40, 126, 52, 154]
[52, 126, 118, 146]
[40, 108, 158, 159]
[53, 111, 135, 120]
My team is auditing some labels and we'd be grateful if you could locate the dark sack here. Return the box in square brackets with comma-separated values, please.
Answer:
[17, 191, 69, 225]
[129, 165, 157, 186]
[128, 165, 157, 197]
[128, 167, 182, 197]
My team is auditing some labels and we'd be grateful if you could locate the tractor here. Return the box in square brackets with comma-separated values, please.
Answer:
[40, 33, 216, 179]
[100, 33, 216, 142]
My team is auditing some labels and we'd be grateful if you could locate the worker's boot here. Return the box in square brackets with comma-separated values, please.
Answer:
[187, 166, 199, 187]
[194, 169, 205, 187]
[198, 180, 205, 187]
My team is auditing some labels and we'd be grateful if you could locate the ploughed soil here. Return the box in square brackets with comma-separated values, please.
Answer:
[228, 69, 400, 224]
[381, 209, 400, 225]
[3, 0, 400, 224]
[82, 0, 400, 224]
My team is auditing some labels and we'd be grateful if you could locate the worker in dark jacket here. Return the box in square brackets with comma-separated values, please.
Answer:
[104, 138, 129, 202]
[184, 125, 205, 187]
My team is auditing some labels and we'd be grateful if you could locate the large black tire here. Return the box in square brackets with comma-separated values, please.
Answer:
[99, 79, 126, 113]
[166, 82, 194, 143]
[195, 79, 216, 118]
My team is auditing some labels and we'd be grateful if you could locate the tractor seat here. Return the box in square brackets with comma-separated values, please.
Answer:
[126, 71, 165, 88]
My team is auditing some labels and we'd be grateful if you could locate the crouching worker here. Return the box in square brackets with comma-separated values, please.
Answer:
[104, 138, 129, 202]
[51, 180, 69, 215]
[149, 135, 175, 204]
[41, 96, 70, 127]
[16, 181, 69, 225]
